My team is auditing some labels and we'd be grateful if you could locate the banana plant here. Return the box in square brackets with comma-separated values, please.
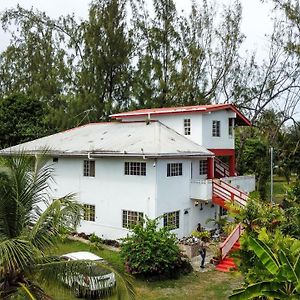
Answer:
[229, 236, 300, 299]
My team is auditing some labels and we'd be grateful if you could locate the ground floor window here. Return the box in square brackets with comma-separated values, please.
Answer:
[83, 204, 96, 221]
[122, 210, 144, 228]
[167, 163, 183, 177]
[163, 210, 180, 229]
[124, 162, 146, 176]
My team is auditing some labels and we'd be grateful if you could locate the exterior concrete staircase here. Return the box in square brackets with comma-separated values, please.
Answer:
[212, 179, 249, 272]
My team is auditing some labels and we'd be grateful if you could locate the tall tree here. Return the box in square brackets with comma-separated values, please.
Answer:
[0, 6, 71, 102]
[74, 0, 133, 121]
[131, 0, 181, 108]
[177, 0, 244, 105]
[0, 94, 48, 149]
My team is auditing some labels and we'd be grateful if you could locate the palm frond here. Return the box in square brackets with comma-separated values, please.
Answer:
[0, 238, 38, 276]
[35, 258, 135, 299]
[27, 196, 82, 250]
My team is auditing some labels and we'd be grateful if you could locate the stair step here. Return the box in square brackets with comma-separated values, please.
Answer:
[215, 257, 238, 272]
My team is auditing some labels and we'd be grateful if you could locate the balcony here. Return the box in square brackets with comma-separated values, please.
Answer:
[190, 179, 212, 201]
[190, 175, 255, 201]
[222, 175, 255, 194]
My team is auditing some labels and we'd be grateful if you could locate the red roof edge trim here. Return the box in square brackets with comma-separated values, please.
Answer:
[111, 104, 252, 126]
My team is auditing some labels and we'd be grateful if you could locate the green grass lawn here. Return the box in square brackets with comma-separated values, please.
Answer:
[43, 239, 242, 300]
[266, 175, 297, 203]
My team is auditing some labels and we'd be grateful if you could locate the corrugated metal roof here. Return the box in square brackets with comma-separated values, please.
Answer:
[0, 121, 213, 158]
[110, 104, 251, 126]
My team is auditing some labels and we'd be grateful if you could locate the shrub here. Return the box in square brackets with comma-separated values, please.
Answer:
[191, 230, 210, 240]
[120, 217, 192, 279]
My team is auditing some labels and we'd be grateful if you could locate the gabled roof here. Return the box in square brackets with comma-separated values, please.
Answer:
[0, 121, 213, 158]
[111, 104, 251, 126]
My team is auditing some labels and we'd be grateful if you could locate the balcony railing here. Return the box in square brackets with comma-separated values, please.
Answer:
[190, 179, 212, 200]
[222, 175, 255, 194]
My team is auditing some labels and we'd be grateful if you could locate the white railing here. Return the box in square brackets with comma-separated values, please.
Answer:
[190, 179, 212, 200]
[222, 175, 256, 194]
[220, 223, 242, 259]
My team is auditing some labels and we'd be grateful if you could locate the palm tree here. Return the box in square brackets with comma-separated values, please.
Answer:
[0, 153, 135, 299]
[229, 236, 300, 299]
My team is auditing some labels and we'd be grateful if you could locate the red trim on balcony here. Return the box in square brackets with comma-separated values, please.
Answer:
[208, 149, 235, 156]
[207, 157, 214, 179]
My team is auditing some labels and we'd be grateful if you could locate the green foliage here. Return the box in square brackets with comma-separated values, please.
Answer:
[120, 217, 191, 278]
[230, 236, 300, 299]
[191, 230, 210, 239]
[0, 153, 135, 299]
[0, 94, 48, 149]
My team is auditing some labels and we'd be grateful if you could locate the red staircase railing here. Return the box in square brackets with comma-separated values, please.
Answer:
[220, 223, 243, 259]
[215, 157, 238, 178]
[212, 179, 249, 266]
[212, 180, 248, 207]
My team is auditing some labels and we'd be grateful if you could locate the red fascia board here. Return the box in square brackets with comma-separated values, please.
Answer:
[111, 104, 252, 126]
[209, 149, 235, 156]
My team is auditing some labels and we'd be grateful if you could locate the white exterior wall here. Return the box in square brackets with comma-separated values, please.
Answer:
[50, 157, 156, 240]
[155, 158, 216, 238]
[119, 110, 237, 149]
[201, 110, 236, 149]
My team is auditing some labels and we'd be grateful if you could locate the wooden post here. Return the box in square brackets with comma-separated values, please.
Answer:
[229, 153, 235, 176]
[207, 157, 215, 179]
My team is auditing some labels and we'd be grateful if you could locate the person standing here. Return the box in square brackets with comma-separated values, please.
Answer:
[199, 237, 209, 269]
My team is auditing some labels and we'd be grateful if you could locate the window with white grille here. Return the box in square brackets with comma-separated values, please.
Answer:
[229, 118, 234, 137]
[212, 120, 220, 137]
[122, 210, 144, 228]
[199, 160, 208, 175]
[184, 118, 191, 135]
[83, 204, 96, 222]
[124, 162, 146, 176]
[163, 211, 180, 229]
[167, 163, 183, 177]
[83, 160, 95, 177]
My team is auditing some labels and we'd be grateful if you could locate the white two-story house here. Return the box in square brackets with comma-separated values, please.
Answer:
[1, 104, 255, 241]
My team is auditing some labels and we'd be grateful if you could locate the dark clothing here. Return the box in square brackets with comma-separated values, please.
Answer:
[199, 241, 209, 268]
[199, 248, 206, 268]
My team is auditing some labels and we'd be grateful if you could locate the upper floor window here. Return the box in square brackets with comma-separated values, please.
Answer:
[84, 160, 95, 177]
[163, 210, 180, 229]
[167, 163, 182, 177]
[184, 118, 191, 135]
[122, 210, 144, 228]
[228, 118, 234, 137]
[212, 120, 220, 137]
[125, 162, 146, 176]
[83, 204, 96, 221]
[199, 160, 207, 175]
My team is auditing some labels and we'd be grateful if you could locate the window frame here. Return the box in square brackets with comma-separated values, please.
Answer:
[228, 118, 234, 138]
[122, 210, 144, 229]
[83, 204, 96, 222]
[212, 120, 221, 137]
[199, 160, 208, 175]
[184, 118, 191, 135]
[83, 160, 95, 177]
[163, 211, 180, 229]
[124, 162, 146, 176]
[167, 163, 183, 177]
